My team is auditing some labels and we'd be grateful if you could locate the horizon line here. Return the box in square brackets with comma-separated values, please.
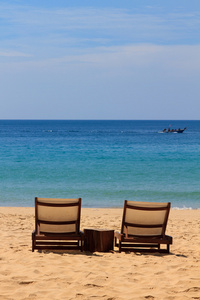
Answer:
[0, 119, 198, 122]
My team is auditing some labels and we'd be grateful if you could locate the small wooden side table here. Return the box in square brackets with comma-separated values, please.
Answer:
[84, 228, 114, 252]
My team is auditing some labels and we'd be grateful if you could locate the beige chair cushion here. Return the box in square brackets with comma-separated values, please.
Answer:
[123, 201, 169, 236]
[37, 198, 80, 233]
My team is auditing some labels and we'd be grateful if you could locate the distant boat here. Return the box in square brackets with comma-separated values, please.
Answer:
[162, 127, 187, 133]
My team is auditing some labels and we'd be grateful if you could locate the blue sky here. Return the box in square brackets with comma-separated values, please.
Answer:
[0, 0, 200, 119]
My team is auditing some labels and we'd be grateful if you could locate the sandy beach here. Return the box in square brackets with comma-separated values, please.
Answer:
[0, 207, 199, 300]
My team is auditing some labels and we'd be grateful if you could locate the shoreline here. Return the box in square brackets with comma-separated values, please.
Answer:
[0, 205, 199, 209]
[0, 207, 199, 299]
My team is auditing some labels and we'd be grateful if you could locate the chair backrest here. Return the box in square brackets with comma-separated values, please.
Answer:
[35, 197, 81, 234]
[121, 200, 171, 238]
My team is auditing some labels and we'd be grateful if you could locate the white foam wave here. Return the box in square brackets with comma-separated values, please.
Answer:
[172, 206, 194, 210]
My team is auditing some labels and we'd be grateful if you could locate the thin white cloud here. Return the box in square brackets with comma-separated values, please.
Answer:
[0, 50, 31, 57]
[0, 42, 199, 120]
[1, 44, 200, 79]
[0, 3, 199, 55]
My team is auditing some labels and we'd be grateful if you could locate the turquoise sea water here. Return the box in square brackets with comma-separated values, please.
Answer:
[0, 120, 199, 208]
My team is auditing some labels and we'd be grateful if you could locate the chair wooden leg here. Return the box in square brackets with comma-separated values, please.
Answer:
[32, 234, 35, 252]
[81, 238, 83, 252]
[119, 241, 121, 253]
[167, 244, 170, 253]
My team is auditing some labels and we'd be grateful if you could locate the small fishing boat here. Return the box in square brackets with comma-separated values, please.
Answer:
[162, 127, 187, 133]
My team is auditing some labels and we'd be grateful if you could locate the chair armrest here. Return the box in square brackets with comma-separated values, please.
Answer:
[114, 231, 123, 241]
[32, 230, 36, 239]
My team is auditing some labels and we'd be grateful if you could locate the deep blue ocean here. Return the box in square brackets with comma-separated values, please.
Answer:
[0, 120, 199, 208]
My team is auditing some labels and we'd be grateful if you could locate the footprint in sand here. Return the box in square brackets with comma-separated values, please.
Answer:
[184, 287, 200, 292]
[19, 281, 34, 285]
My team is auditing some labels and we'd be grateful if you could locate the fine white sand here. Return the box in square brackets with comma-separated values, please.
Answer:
[0, 207, 199, 300]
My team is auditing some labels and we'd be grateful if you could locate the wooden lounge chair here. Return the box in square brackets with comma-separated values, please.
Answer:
[32, 197, 83, 252]
[115, 200, 173, 253]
